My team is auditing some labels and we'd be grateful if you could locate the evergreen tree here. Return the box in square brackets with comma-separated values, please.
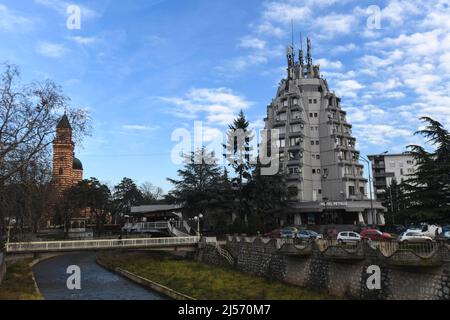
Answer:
[167, 148, 222, 229]
[112, 177, 143, 224]
[402, 117, 450, 223]
[224, 110, 255, 225]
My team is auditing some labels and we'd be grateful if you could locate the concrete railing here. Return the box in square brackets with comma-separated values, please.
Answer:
[5, 236, 199, 253]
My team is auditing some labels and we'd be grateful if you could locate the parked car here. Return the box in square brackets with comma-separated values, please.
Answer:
[398, 232, 433, 243]
[263, 229, 281, 239]
[337, 231, 361, 244]
[360, 228, 392, 241]
[280, 229, 296, 239]
[296, 230, 323, 240]
[283, 226, 299, 233]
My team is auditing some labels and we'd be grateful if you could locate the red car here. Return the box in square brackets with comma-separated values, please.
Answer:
[361, 228, 392, 240]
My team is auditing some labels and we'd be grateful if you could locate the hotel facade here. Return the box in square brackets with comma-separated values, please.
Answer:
[264, 39, 385, 228]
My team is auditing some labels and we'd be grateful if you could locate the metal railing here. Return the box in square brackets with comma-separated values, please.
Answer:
[5, 236, 199, 253]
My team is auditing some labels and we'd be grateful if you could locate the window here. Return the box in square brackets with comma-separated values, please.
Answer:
[314, 113, 318, 118]
[313, 99, 317, 104]
[293, 98, 299, 105]
[318, 189, 322, 194]
[316, 154, 320, 160]
[400, 169, 404, 175]
[407, 168, 414, 173]
[277, 139, 285, 148]
[288, 151, 299, 160]
[309, 99, 313, 104]
[277, 112, 287, 121]
[290, 137, 302, 146]
[278, 126, 286, 134]
[317, 169, 321, 174]
[288, 167, 300, 174]
[348, 186, 355, 196]
[399, 162, 404, 168]
[311, 140, 315, 146]
[315, 140, 320, 145]
[360, 187, 365, 195]
[407, 160, 413, 165]
[279, 151, 285, 161]
[312, 169, 316, 174]
[283, 100, 288, 107]
[59, 168, 63, 175]
[288, 186, 298, 197]
[59, 156, 64, 161]
[309, 112, 313, 117]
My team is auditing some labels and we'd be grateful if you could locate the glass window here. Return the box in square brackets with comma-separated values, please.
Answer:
[290, 137, 302, 146]
[292, 111, 301, 119]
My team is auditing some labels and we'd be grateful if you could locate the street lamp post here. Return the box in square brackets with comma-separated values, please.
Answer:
[359, 156, 375, 227]
[193, 214, 203, 239]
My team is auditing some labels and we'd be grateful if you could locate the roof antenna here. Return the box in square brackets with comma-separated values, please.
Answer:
[291, 19, 294, 48]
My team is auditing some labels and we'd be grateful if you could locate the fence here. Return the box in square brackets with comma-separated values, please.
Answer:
[6, 236, 199, 253]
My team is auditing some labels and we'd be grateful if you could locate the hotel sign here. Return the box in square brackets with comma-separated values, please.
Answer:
[320, 201, 348, 207]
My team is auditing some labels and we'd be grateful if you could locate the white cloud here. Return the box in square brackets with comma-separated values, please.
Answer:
[254, 22, 284, 38]
[0, 4, 33, 32]
[67, 36, 98, 45]
[316, 58, 343, 70]
[262, 2, 311, 24]
[239, 36, 266, 50]
[35, 0, 99, 19]
[334, 80, 364, 98]
[36, 42, 68, 58]
[122, 125, 160, 131]
[161, 88, 253, 126]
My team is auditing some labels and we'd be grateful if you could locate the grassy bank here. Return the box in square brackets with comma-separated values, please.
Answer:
[0, 259, 43, 300]
[97, 252, 333, 300]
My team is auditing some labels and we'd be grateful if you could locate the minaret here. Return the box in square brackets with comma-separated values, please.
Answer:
[53, 114, 75, 195]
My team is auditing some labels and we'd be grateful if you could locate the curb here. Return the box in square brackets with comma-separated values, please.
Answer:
[96, 258, 196, 301]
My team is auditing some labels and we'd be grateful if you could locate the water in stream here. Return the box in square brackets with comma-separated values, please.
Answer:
[32, 252, 166, 300]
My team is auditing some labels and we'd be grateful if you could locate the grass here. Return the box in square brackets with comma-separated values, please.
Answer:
[98, 252, 333, 300]
[0, 259, 43, 300]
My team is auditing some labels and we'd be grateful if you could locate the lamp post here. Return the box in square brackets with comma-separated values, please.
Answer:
[358, 155, 375, 227]
[193, 214, 203, 239]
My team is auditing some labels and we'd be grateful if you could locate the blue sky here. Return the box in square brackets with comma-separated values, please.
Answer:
[1, 0, 450, 192]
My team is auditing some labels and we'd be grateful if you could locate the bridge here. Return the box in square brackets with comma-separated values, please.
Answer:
[5, 236, 200, 254]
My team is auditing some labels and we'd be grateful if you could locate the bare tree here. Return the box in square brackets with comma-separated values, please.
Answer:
[0, 64, 90, 186]
[140, 182, 164, 203]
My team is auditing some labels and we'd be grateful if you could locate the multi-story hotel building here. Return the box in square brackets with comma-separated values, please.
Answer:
[264, 38, 385, 228]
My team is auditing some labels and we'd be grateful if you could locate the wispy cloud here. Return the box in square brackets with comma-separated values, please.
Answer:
[161, 88, 253, 126]
[67, 36, 99, 45]
[35, 0, 99, 19]
[122, 125, 160, 131]
[0, 4, 34, 32]
[36, 42, 68, 57]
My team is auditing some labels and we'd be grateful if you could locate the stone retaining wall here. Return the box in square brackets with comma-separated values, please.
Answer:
[0, 252, 6, 286]
[198, 237, 450, 300]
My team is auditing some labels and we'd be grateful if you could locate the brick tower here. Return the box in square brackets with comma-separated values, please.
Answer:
[53, 114, 83, 195]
